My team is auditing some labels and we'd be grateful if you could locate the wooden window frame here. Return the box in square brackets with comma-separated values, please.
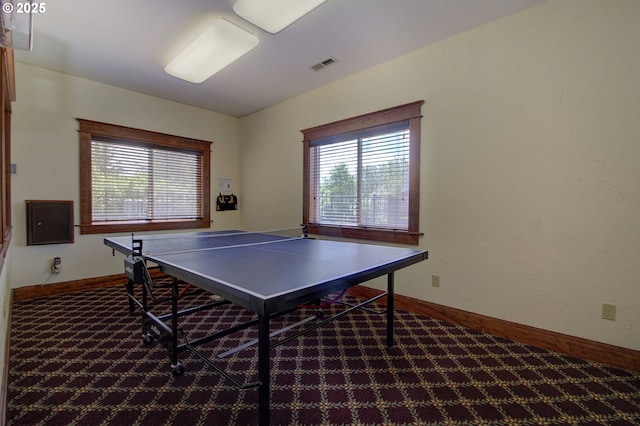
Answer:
[301, 101, 423, 245]
[78, 119, 212, 234]
[0, 48, 15, 263]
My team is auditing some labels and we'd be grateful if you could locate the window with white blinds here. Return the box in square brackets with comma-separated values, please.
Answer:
[78, 119, 211, 234]
[310, 127, 410, 229]
[302, 101, 423, 245]
[91, 140, 203, 222]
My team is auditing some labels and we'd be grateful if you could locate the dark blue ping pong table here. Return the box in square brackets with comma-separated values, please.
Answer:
[105, 229, 427, 426]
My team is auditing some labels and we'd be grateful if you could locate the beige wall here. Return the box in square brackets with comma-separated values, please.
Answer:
[9, 62, 243, 287]
[239, 0, 640, 350]
[4, 0, 638, 360]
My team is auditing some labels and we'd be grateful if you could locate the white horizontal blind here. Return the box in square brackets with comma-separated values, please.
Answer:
[91, 139, 203, 222]
[310, 127, 410, 229]
[361, 130, 410, 228]
[314, 139, 358, 225]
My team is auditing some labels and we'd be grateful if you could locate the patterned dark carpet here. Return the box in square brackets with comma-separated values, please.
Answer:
[6, 283, 640, 425]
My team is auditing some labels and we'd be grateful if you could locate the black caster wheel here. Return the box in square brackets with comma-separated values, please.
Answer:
[172, 364, 185, 376]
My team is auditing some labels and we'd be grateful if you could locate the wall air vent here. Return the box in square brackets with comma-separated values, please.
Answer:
[310, 57, 338, 71]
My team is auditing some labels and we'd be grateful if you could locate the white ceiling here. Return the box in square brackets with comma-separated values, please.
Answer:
[14, 0, 545, 117]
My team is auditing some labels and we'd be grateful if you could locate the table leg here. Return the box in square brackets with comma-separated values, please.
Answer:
[141, 277, 149, 341]
[126, 279, 135, 314]
[170, 278, 183, 375]
[172, 279, 179, 360]
[386, 272, 395, 347]
[258, 314, 271, 426]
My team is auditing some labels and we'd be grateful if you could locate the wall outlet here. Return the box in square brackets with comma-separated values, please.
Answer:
[601, 303, 616, 321]
[51, 257, 62, 275]
[432, 275, 440, 287]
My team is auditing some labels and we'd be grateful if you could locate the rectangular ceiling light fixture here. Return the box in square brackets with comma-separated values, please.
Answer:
[164, 18, 259, 84]
[233, 0, 327, 34]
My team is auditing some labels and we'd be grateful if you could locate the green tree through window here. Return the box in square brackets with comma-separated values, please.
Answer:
[78, 119, 212, 234]
[320, 163, 357, 224]
[302, 101, 423, 244]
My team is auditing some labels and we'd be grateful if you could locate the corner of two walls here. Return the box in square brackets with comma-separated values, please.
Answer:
[9, 62, 243, 289]
[238, 0, 640, 351]
[7, 0, 639, 353]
